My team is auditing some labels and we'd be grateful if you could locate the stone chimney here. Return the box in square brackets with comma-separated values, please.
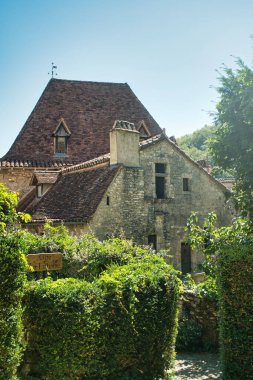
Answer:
[110, 120, 140, 167]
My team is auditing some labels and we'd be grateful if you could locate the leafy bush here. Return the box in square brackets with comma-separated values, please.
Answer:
[0, 184, 29, 379]
[0, 235, 28, 380]
[218, 242, 253, 379]
[22, 254, 180, 380]
[186, 212, 253, 376]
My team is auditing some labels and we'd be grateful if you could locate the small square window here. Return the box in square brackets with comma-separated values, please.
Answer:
[155, 163, 166, 173]
[183, 178, 190, 191]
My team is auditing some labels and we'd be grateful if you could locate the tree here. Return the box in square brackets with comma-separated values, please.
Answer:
[210, 59, 253, 216]
[0, 183, 30, 233]
[177, 124, 216, 162]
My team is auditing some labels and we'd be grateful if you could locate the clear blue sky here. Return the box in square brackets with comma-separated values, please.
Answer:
[1, 0, 253, 157]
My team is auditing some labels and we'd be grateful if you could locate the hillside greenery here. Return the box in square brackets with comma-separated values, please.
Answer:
[177, 124, 216, 162]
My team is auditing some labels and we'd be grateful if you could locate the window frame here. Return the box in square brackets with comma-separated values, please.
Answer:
[155, 163, 166, 199]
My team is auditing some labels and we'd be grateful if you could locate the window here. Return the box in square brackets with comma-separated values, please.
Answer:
[148, 235, 157, 251]
[56, 136, 67, 154]
[53, 120, 71, 156]
[183, 177, 190, 191]
[106, 196, 110, 206]
[155, 163, 166, 199]
[181, 243, 191, 274]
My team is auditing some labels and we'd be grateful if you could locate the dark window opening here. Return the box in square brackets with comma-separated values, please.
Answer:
[106, 196, 110, 206]
[155, 163, 166, 173]
[148, 235, 157, 251]
[56, 136, 67, 154]
[183, 178, 190, 191]
[181, 243, 192, 274]
[156, 176, 165, 199]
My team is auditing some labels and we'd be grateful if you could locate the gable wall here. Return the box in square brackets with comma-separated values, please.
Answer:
[140, 140, 231, 268]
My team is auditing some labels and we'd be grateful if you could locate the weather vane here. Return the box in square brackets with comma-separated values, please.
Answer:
[48, 62, 58, 78]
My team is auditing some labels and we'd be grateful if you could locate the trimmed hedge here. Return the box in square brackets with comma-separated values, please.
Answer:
[0, 235, 28, 380]
[22, 255, 180, 380]
[218, 242, 253, 380]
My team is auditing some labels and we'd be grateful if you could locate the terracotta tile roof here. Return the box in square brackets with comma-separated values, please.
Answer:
[2, 79, 162, 164]
[30, 163, 119, 223]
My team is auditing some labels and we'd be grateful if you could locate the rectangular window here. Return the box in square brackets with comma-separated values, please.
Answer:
[155, 163, 166, 199]
[106, 196, 110, 206]
[183, 178, 189, 191]
[148, 235, 157, 251]
[156, 176, 165, 199]
[181, 243, 192, 274]
[56, 136, 67, 154]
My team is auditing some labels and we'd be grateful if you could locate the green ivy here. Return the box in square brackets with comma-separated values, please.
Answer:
[22, 254, 180, 380]
[0, 235, 28, 380]
[218, 242, 253, 379]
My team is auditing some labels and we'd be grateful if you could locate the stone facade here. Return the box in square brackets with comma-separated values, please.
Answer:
[0, 168, 35, 198]
[62, 131, 231, 272]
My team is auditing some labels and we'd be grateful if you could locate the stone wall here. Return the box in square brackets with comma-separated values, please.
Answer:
[69, 139, 231, 271]
[0, 168, 34, 198]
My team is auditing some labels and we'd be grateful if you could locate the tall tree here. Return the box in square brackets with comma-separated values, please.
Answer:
[210, 59, 253, 216]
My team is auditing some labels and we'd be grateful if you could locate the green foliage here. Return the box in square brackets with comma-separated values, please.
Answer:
[0, 234, 28, 380]
[0, 183, 30, 233]
[22, 254, 180, 380]
[23, 227, 154, 281]
[210, 59, 253, 216]
[217, 242, 253, 379]
[176, 317, 202, 352]
[0, 184, 29, 379]
[177, 125, 215, 162]
[186, 212, 253, 377]
[176, 277, 218, 353]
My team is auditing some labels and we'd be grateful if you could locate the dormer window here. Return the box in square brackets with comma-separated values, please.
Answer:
[53, 119, 71, 156]
[137, 121, 151, 140]
[30, 171, 59, 198]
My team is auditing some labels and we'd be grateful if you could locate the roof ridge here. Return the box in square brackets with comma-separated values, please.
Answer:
[0, 159, 74, 168]
[50, 78, 128, 86]
[61, 154, 110, 174]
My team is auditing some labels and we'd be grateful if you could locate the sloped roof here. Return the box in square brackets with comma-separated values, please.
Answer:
[2, 79, 162, 164]
[30, 163, 119, 223]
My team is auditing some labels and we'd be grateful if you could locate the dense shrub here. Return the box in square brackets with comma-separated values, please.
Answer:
[0, 184, 29, 379]
[186, 213, 253, 377]
[0, 234, 28, 380]
[22, 255, 180, 380]
[218, 242, 253, 380]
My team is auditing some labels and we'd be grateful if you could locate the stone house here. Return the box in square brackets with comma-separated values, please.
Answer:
[0, 79, 231, 273]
